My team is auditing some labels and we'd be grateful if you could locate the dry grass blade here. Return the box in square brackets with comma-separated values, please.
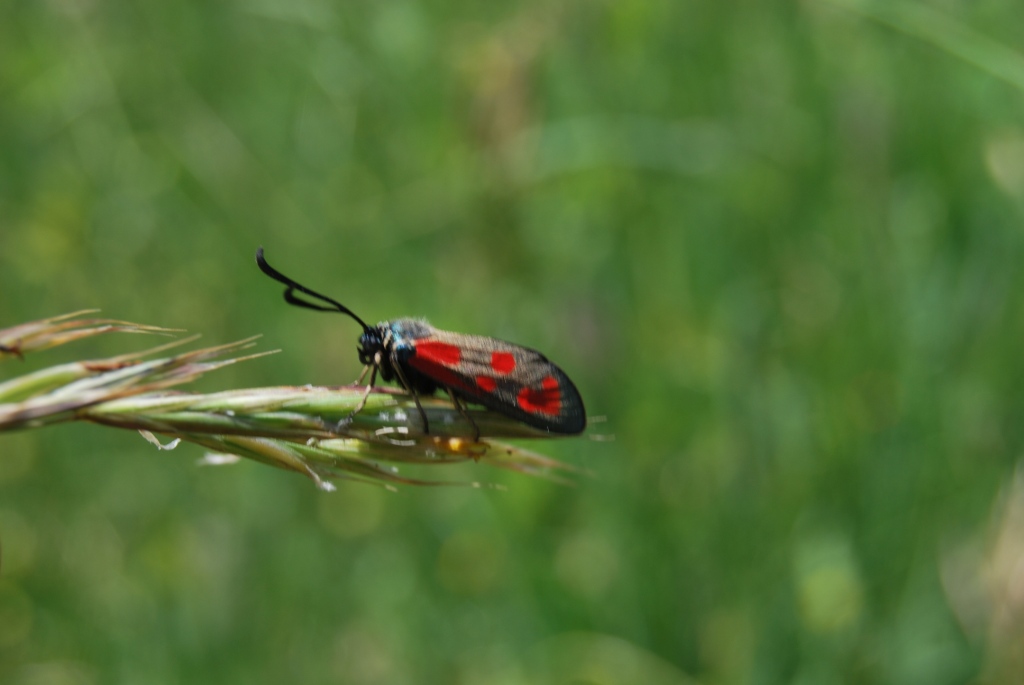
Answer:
[0, 310, 182, 360]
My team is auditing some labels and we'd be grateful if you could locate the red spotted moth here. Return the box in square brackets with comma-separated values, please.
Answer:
[256, 248, 586, 437]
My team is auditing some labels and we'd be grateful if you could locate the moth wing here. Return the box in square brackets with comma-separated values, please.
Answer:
[407, 329, 586, 434]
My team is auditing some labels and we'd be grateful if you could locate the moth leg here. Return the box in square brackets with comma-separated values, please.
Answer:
[355, 364, 372, 385]
[337, 363, 378, 431]
[390, 359, 430, 434]
[447, 390, 480, 443]
[409, 389, 429, 435]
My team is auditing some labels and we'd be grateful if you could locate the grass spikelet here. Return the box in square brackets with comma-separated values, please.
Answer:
[0, 312, 584, 488]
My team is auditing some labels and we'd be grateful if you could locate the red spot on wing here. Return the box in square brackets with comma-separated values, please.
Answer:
[490, 351, 516, 375]
[517, 376, 562, 417]
[476, 376, 497, 393]
[414, 340, 462, 366]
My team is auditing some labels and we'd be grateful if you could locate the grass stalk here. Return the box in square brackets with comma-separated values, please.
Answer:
[0, 312, 583, 490]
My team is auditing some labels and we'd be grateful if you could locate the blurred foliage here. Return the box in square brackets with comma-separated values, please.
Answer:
[3, 0, 1024, 683]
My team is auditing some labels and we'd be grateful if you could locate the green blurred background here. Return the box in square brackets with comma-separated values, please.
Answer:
[4, 0, 1024, 683]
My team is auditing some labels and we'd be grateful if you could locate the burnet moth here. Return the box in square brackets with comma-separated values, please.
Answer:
[255, 248, 587, 437]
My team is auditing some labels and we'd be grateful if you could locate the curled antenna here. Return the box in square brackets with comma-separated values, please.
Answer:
[255, 247, 371, 331]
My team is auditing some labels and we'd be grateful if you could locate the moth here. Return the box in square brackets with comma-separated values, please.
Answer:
[256, 248, 586, 437]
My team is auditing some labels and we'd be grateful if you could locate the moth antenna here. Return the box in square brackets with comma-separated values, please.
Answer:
[255, 247, 371, 331]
